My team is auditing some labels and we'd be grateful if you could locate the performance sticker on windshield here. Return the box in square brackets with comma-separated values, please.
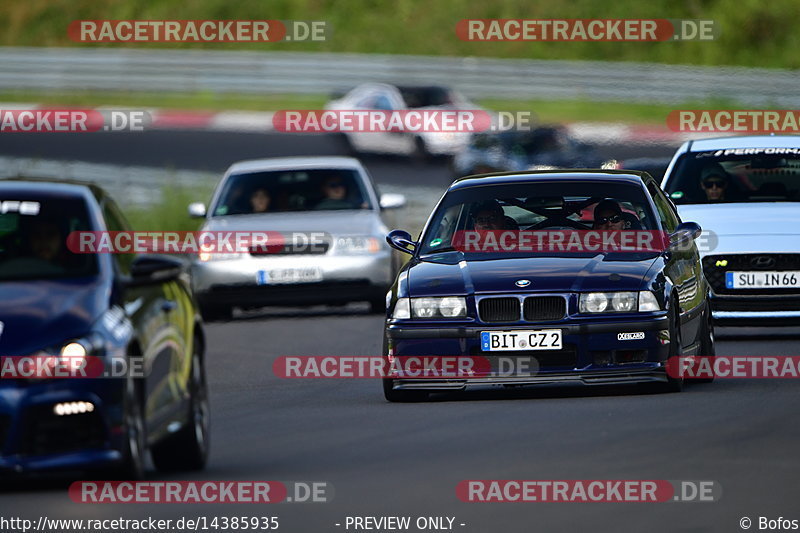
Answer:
[694, 148, 800, 158]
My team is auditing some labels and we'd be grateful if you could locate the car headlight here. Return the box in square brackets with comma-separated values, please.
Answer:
[60, 341, 88, 358]
[198, 252, 240, 262]
[392, 298, 411, 319]
[638, 291, 661, 312]
[579, 292, 661, 313]
[335, 236, 381, 254]
[392, 297, 468, 319]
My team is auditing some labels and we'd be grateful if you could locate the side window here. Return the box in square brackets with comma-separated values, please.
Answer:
[101, 198, 133, 275]
[647, 181, 678, 232]
[647, 182, 678, 232]
[373, 94, 394, 111]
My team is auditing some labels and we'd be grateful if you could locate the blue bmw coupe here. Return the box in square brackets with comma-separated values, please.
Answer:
[383, 170, 714, 401]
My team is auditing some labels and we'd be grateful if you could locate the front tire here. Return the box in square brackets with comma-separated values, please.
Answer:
[151, 343, 209, 472]
[662, 297, 684, 393]
[112, 376, 146, 479]
[695, 307, 716, 384]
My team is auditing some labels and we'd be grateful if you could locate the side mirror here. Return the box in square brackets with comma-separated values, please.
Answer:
[380, 193, 407, 210]
[669, 221, 702, 251]
[188, 202, 207, 218]
[128, 255, 184, 286]
[386, 229, 416, 255]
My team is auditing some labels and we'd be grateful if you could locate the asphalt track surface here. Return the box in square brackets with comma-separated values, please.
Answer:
[1, 131, 799, 533]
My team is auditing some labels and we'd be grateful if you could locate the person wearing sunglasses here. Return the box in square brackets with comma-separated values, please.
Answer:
[700, 172, 729, 202]
[316, 175, 356, 210]
[592, 199, 627, 231]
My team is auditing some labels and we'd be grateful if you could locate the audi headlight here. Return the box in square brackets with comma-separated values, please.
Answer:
[336, 236, 380, 254]
[580, 292, 660, 313]
[391, 297, 468, 319]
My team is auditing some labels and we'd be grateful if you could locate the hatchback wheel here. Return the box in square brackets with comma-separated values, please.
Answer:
[151, 343, 209, 472]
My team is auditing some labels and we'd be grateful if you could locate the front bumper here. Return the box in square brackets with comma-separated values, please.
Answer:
[192, 252, 392, 307]
[385, 314, 671, 390]
[0, 380, 125, 474]
[710, 295, 800, 326]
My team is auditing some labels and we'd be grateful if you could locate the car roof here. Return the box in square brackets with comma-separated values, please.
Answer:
[686, 134, 800, 151]
[0, 178, 103, 201]
[226, 156, 366, 174]
[451, 170, 651, 190]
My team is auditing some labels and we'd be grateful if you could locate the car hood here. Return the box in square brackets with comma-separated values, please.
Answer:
[0, 278, 105, 355]
[678, 203, 800, 255]
[202, 210, 382, 236]
[408, 253, 658, 296]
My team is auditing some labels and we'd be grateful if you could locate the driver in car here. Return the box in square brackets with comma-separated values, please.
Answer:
[472, 200, 518, 230]
[592, 199, 628, 231]
[699, 164, 730, 202]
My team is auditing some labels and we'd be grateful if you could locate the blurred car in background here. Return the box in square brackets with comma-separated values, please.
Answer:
[452, 125, 609, 177]
[0, 179, 208, 478]
[326, 83, 477, 159]
[662, 135, 800, 326]
[190, 156, 406, 320]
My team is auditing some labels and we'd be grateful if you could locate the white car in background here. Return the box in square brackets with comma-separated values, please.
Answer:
[325, 83, 479, 159]
[661, 135, 800, 326]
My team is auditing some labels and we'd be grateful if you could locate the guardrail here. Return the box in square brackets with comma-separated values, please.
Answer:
[1, 46, 798, 106]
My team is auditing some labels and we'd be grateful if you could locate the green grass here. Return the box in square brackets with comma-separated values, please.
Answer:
[3, 0, 799, 68]
[0, 90, 328, 112]
[124, 185, 213, 232]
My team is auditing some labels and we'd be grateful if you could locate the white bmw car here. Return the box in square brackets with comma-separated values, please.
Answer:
[661, 135, 800, 326]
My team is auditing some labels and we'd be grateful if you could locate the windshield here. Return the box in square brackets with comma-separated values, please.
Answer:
[211, 168, 373, 216]
[419, 180, 657, 255]
[665, 149, 800, 204]
[0, 196, 98, 281]
[398, 86, 456, 108]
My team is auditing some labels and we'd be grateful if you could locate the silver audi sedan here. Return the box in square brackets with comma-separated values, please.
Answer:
[661, 135, 800, 326]
[188, 157, 405, 320]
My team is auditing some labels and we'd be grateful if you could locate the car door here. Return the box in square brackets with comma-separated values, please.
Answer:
[101, 198, 187, 436]
[647, 181, 704, 351]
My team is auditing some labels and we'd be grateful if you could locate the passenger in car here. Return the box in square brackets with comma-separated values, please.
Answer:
[472, 200, 518, 230]
[250, 188, 272, 213]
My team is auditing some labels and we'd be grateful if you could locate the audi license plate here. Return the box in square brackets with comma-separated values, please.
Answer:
[257, 267, 323, 285]
[481, 330, 562, 351]
[726, 271, 800, 289]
